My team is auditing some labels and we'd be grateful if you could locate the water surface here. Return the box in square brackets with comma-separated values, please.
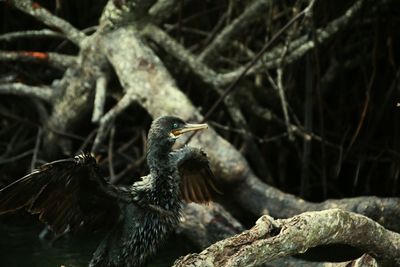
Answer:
[0, 215, 187, 267]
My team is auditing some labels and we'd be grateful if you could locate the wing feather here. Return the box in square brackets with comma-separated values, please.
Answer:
[182, 175, 191, 202]
[177, 147, 221, 203]
[0, 153, 130, 234]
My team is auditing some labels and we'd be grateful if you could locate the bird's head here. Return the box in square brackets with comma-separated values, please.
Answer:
[149, 116, 207, 141]
[147, 116, 207, 154]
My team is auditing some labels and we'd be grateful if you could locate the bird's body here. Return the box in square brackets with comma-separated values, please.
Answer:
[89, 167, 182, 266]
[0, 116, 219, 267]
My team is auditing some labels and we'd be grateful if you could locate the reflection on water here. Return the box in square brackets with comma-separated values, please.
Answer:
[0, 215, 188, 267]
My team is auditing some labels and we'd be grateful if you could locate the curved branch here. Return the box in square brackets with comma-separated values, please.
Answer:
[174, 209, 400, 267]
[178, 204, 379, 267]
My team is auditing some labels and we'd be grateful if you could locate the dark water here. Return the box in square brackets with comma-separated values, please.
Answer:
[0, 215, 187, 267]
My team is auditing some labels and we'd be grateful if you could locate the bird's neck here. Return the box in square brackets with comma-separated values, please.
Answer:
[146, 137, 173, 172]
[145, 138, 181, 208]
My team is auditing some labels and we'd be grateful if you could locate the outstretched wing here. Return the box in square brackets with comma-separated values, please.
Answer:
[177, 147, 221, 203]
[0, 153, 131, 234]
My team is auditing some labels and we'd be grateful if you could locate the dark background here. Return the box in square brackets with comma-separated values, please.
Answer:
[0, 0, 399, 265]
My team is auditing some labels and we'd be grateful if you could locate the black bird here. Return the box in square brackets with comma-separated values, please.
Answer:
[0, 116, 220, 267]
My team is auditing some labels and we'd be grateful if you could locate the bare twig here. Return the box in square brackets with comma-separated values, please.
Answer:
[218, 0, 367, 86]
[108, 126, 116, 181]
[144, 0, 360, 96]
[143, 24, 221, 86]
[276, 68, 294, 141]
[0, 29, 64, 42]
[301, 55, 313, 197]
[0, 50, 76, 69]
[143, 0, 317, 142]
[92, 93, 137, 153]
[110, 131, 146, 184]
[8, 0, 85, 46]
[199, 0, 271, 62]
[76, 129, 98, 153]
[309, 12, 328, 198]
[148, 0, 180, 23]
[0, 83, 54, 102]
[92, 76, 108, 123]
[30, 128, 42, 171]
[0, 149, 34, 165]
[201, 0, 317, 122]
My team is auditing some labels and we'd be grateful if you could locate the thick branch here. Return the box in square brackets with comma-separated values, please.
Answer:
[103, 25, 247, 183]
[235, 176, 400, 232]
[178, 204, 378, 267]
[174, 209, 400, 267]
[43, 33, 110, 157]
[178, 203, 244, 248]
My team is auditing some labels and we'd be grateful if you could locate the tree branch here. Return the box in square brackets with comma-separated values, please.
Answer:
[0, 50, 76, 70]
[0, 83, 54, 102]
[235, 176, 400, 232]
[0, 29, 64, 42]
[143, 24, 222, 86]
[148, 0, 180, 23]
[174, 209, 400, 267]
[218, 0, 367, 85]
[103, 25, 400, 235]
[8, 0, 85, 46]
[144, 0, 366, 90]
[199, 0, 271, 63]
[92, 93, 137, 153]
[91, 75, 108, 123]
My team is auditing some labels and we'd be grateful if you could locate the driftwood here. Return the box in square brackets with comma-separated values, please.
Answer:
[175, 209, 400, 267]
[178, 204, 387, 267]
[1, 0, 399, 266]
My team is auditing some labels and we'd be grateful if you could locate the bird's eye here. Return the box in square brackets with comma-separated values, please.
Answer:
[173, 123, 178, 128]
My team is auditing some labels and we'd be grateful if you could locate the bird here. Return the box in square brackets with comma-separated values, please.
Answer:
[0, 116, 220, 267]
